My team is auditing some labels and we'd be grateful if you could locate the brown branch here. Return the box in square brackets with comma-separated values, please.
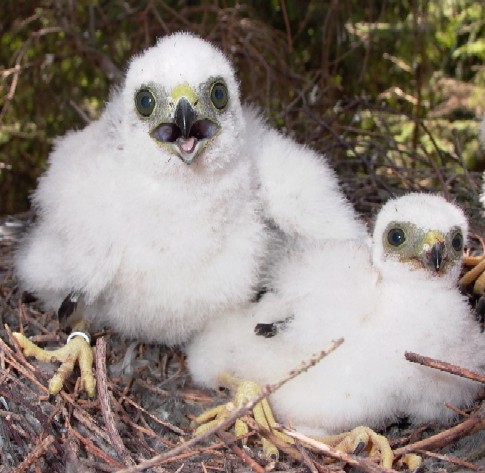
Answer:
[96, 337, 135, 466]
[405, 352, 485, 384]
[217, 431, 266, 473]
[416, 449, 485, 472]
[394, 413, 485, 457]
[12, 434, 55, 473]
[69, 427, 125, 468]
[243, 415, 304, 461]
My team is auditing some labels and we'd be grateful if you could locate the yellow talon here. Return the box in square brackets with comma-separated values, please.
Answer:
[316, 426, 394, 468]
[194, 375, 399, 467]
[397, 453, 422, 470]
[193, 372, 291, 459]
[12, 320, 96, 397]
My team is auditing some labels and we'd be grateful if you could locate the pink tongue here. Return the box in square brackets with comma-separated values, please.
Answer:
[179, 137, 196, 153]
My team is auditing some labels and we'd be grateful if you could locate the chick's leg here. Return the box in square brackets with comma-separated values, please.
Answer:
[193, 372, 292, 459]
[12, 319, 96, 397]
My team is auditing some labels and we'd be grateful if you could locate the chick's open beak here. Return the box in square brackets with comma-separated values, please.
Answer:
[150, 96, 220, 165]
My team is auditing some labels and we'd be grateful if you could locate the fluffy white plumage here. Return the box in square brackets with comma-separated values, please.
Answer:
[15, 32, 364, 345]
[187, 193, 484, 434]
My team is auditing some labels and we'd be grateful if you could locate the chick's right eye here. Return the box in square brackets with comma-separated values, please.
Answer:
[387, 228, 406, 247]
[135, 89, 156, 117]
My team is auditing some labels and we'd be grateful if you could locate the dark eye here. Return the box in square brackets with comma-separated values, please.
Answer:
[387, 228, 406, 247]
[135, 89, 156, 117]
[210, 81, 228, 110]
[451, 232, 463, 252]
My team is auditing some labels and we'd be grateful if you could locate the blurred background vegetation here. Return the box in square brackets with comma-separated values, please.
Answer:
[1, 0, 485, 222]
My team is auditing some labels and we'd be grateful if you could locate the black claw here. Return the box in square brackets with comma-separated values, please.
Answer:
[254, 315, 295, 338]
[254, 323, 278, 338]
[48, 394, 56, 403]
[252, 286, 268, 302]
[412, 466, 426, 473]
[20, 291, 37, 303]
[353, 440, 367, 455]
[57, 291, 83, 322]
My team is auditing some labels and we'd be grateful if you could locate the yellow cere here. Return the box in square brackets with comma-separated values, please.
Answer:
[421, 230, 444, 252]
[171, 83, 198, 104]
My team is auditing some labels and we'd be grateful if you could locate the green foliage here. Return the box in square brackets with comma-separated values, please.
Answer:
[1, 0, 484, 215]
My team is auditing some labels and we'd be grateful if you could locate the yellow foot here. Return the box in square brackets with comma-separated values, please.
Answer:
[397, 453, 422, 470]
[193, 372, 292, 460]
[12, 321, 96, 397]
[316, 426, 395, 468]
[459, 255, 485, 294]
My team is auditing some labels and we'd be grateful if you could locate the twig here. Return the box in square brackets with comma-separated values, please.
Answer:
[12, 434, 55, 473]
[63, 437, 93, 473]
[243, 415, 304, 461]
[217, 431, 265, 473]
[295, 439, 319, 473]
[96, 337, 135, 466]
[69, 427, 125, 468]
[115, 384, 185, 435]
[394, 413, 485, 457]
[416, 449, 485, 472]
[405, 352, 485, 384]
[112, 338, 344, 472]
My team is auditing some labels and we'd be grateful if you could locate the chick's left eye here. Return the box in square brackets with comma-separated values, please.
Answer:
[210, 81, 228, 109]
[135, 89, 156, 117]
[451, 232, 463, 251]
[387, 228, 406, 247]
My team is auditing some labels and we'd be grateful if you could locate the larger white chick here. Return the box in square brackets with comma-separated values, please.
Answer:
[13, 32, 365, 395]
[188, 193, 484, 465]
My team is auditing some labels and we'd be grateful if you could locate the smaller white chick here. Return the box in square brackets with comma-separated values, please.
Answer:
[187, 193, 484, 447]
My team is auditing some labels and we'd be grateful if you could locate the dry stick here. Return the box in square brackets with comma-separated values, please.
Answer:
[12, 434, 55, 473]
[394, 413, 485, 458]
[243, 415, 304, 461]
[63, 437, 93, 473]
[415, 449, 485, 472]
[405, 352, 485, 384]
[69, 427, 126, 468]
[217, 431, 266, 473]
[279, 427, 400, 473]
[2, 325, 50, 394]
[96, 337, 135, 466]
[295, 440, 320, 473]
[115, 385, 185, 436]
[113, 338, 345, 473]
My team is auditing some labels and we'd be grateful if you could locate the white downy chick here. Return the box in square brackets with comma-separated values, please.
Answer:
[187, 193, 484, 434]
[15, 32, 364, 345]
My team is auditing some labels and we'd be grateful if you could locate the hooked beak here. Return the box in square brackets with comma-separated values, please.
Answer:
[420, 234, 446, 272]
[428, 241, 445, 271]
[150, 97, 220, 165]
[174, 97, 196, 138]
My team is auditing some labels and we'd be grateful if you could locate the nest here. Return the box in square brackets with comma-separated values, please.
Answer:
[1, 203, 485, 473]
